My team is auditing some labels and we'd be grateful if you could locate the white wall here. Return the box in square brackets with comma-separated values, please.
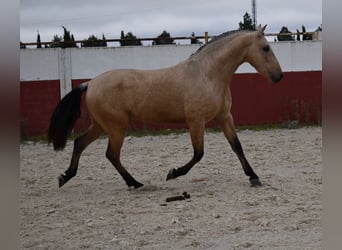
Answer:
[20, 48, 59, 80]
[237, 41, 322, 73]
[20, 40, 322, 97]
[70, 45, 202, 79]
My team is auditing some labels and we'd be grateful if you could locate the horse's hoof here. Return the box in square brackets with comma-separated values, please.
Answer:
[58, 175, 66, 188]
[250, 178, 262, 187]
[134, 182, 144, 189]
[127, 180, 144, 189]
[166, 168, 176, 180]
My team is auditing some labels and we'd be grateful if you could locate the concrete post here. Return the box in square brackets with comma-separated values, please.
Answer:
[58, 48, 72, 98]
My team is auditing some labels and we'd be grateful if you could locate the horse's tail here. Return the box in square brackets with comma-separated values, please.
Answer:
[48, 83, 88, 151]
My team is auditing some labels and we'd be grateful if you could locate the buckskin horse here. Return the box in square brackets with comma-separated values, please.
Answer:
[48, 25, 283, 189]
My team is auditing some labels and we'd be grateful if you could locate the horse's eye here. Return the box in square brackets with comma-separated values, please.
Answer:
[263, 45, 270, 52]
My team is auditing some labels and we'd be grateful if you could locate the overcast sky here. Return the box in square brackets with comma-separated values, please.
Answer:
[20, 0, 322, 44]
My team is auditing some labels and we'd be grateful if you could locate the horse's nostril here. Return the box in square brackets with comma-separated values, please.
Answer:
[271, 72, 283, 83]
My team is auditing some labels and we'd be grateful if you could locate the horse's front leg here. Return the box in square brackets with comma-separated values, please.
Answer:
[216, 113, 262, 187]
[166, 122, 204, 180]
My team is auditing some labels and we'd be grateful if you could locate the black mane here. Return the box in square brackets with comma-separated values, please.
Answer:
[190, 29, 249, 57]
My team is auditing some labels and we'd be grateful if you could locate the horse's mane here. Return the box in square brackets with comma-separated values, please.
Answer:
[190, 29, 252, 57]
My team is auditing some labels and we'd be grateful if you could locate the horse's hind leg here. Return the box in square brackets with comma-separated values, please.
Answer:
[166, 121, 205, 180]
[58, 123, 102, 188]
[106, 129, 143, 189]
[217, 113, 262, 187]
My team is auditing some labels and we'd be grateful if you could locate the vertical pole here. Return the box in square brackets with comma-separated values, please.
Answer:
[252, 0, 257, 30]
[204, 32, 209, 44]
[58, 48, 72, 99]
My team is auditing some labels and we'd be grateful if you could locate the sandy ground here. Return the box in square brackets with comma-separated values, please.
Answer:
[20, 127, 322, 250]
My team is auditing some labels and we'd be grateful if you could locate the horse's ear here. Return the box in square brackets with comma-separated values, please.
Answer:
[257, 24, 267, 36]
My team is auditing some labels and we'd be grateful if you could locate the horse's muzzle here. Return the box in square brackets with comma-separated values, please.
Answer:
[271, 72, 283, 83]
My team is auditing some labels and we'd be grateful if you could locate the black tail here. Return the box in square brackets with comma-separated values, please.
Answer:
[48, 84, 88, 151]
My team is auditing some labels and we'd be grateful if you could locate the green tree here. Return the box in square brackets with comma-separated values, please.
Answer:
[296, 29, 301, 41]
[102, 34, 107, 47]
[36, 31, 42, 48]
[239, 12, 255, 31]
[120, 30, 125, 43]
[50, 35, 63, 48]
[302, 25, 312, 41]
[120, 30, 142, 46]
[153, 30, 175, 45]
[81, 34, 107, 47]
[62, 26, 77, 48]
[49, 27, 77, 48]
[277, 26, 294, 41]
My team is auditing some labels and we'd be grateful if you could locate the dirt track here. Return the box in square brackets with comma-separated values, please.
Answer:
[20, 127, 321, 249]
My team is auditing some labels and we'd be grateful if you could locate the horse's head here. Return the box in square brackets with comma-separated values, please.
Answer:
[245, 25, 283, 83]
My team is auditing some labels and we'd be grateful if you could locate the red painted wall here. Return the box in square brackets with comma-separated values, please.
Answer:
[230, 71, 322, 125]
[20, 80, 60, 137]
[20, 71, 321, 137]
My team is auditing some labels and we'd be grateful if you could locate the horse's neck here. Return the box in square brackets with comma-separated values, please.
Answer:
[209, 35, 248, 82]
[189, 34, 249, 87]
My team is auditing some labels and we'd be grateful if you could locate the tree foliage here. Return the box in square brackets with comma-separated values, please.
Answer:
[120, 31, 142, 46]
[153, 30, 175, 45]
[49, 26, 77, 48]
[301, 25, 312, 41]
[25, 21, 322, 49]
[81, 34, 107, 47]
[36, 32, 42, 48]
[239, 12, 255, 31]
[61, 26, 77, 48]
[49, 35, 63, 48]
[277, 26, 294, 41]
[102, 34, 107, 47]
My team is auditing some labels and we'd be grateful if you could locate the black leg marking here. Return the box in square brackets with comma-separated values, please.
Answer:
[230, 136, 262, 187]
[58, 137, 84, 188]
[105, 144, 143, 189]
[250, 178, 262, 187]
[166, 149, 204, 180]
[58, 168, 77, 188]
[122, 172, 144, 189]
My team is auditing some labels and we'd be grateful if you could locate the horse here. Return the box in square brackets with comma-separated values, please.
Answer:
[48, 25, 283, 189]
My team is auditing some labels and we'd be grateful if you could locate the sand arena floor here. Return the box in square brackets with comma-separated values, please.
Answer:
[20, 127, 321, 249]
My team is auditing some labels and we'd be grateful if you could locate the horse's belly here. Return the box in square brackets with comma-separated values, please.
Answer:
[133, 105, 186, 123]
